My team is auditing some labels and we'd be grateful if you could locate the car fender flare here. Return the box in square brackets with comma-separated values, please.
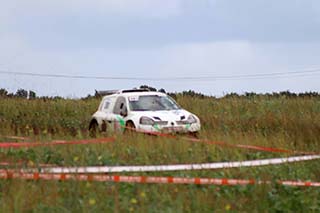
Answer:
[126, 119, 135, 125]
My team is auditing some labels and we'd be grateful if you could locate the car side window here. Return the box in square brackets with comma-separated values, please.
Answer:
[113, 96, 127, 115]
[103, 101, 110, 110]
[99, 98, 112, 111]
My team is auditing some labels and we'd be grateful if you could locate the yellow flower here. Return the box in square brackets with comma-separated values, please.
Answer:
[130, 198, 138, 204]
[225, 204, 231, 211]
[28, 160, 34, 167]
[89, 198, 96, 205]
[73, 156, 79, 162]
[140, 192, 146, 198]
[86, 182, 91, 188]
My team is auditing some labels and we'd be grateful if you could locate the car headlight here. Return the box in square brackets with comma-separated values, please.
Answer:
[186, 115, 197, 124]
[140, 116, 155, 125]
[176, 115, 198, 125]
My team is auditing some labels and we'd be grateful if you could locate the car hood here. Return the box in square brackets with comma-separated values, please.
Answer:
[130, 109, 192, 122]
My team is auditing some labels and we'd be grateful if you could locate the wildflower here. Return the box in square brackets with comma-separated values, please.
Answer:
[42, 129, 48, 135]
[89, 198, 96, 205]
[28, 160, 34, 166]
[130, 198, 138, 204]
[73, 156, 79, 162]
[86, 182, 91, 188]
[140, 192, 146, 198]
[225, 204, 231, 211]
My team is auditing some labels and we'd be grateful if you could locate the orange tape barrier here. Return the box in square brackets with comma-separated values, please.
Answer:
[184, 137, 316, 155]
[124, 126, 315, 155]
[2, 129, 315, 155]
[0, 171, 319, 187]
[0, 137, 114, 149]
[24, 155, 319, 174]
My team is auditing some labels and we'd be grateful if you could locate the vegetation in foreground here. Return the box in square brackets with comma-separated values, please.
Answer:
[0, 91, 320, 212]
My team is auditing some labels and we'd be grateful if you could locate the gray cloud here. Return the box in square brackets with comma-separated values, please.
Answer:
[1, 0, 183, 20]
[0, 0, 319, 96]
[0, 0, 319, 51]
[1, 38, 320, 96]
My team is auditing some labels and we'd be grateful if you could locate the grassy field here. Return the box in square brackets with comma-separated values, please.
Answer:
[0, 95, 320, 212]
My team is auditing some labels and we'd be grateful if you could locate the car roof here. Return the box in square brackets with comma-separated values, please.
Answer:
[102, 91, 166, 100]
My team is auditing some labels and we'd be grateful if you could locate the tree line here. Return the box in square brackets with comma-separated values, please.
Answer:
[1, 87, 319, 100]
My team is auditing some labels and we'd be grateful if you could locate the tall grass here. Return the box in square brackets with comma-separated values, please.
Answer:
[0, 98, 99, 138]
[0, 95, 320, 212]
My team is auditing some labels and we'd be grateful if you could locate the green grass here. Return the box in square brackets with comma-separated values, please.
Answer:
[0, 95, 320, 212]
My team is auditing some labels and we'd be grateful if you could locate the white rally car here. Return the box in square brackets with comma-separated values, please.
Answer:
[89, 89, 201, 136]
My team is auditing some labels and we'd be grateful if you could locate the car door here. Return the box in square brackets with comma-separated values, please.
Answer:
[111, 96, 128, 131]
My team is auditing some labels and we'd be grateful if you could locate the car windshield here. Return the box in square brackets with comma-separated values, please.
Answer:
[128, 95, 180, 111]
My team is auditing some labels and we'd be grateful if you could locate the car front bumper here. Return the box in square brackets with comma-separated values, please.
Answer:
[137, 122, 201, 134]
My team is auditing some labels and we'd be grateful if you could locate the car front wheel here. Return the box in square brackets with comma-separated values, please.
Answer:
[188, 131, 199, 139]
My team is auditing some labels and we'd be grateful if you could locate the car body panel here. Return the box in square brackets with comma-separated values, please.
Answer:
[90, 90, 201, 134]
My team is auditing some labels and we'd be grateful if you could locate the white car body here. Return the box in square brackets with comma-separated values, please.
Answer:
[89, 89, 201, 134]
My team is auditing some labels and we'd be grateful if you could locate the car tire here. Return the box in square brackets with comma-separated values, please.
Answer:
[125, 121, 136, 134]
[89, 120, 98, 138]
[188, 131, 199, 139]
[101, 121, 107, 132]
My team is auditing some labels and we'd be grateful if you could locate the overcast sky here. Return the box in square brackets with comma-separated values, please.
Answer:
[1, 0, 320, 97]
